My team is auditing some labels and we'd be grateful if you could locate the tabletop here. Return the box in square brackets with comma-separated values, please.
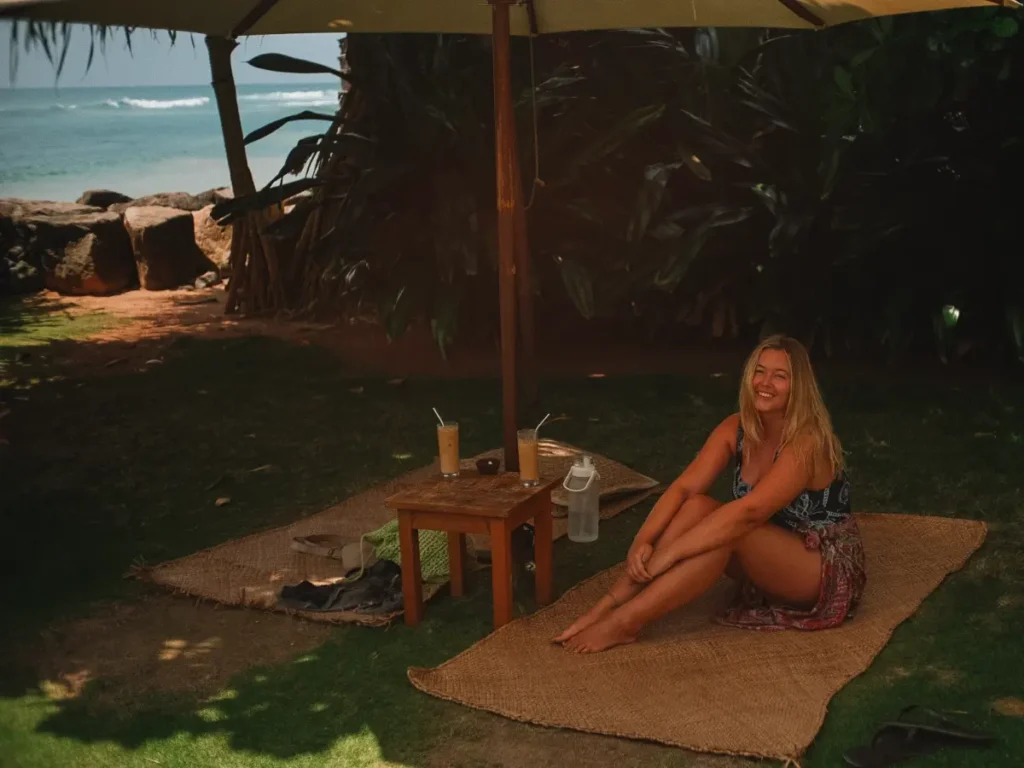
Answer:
[384, 471, 560, 518]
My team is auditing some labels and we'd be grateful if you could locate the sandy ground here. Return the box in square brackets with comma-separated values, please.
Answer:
[17, 287, 747, 380]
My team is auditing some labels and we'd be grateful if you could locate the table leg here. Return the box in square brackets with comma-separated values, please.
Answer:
[490, 519, 514, 628]
[447, 532, 466, 597]
[533, 497, 553, 606]
[398, 511, 423, 626]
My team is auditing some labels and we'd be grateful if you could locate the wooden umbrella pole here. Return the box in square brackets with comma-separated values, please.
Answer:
[491, 0, 520, 472]
[512, 126, 538, 406]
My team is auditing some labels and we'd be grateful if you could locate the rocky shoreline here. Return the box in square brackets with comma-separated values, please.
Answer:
[0, 188, 234, 298]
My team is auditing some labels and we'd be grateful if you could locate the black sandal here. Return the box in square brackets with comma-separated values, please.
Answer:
[843, 706, 995, 767]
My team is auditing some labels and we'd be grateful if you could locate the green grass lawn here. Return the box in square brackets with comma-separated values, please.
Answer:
[0, 296, 122, 349]
[1, 301, 1022, 767]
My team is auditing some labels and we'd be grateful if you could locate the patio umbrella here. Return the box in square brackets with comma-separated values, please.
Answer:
[1, 0, 1017, 36]
[3, 0, 1018, 470]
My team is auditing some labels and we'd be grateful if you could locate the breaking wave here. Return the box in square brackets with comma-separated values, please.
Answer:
[105, 96, 211, 110]
[240, 90, 338, 107]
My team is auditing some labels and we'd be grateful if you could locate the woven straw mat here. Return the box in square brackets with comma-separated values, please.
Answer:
[141, 440, 659, 627]
[409, 513, 987, 760]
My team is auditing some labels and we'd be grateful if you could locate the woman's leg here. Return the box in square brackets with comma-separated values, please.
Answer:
[564, 523, 821, 653]
[553, 495, 722, 643]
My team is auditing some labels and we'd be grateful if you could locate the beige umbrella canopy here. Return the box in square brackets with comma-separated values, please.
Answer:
[3, 0, 1018, 469]
[0, 0, 1017, 35]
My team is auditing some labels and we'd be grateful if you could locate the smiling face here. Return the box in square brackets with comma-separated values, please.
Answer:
[750, 347, 792, 416]
[738, 335, 845, 474]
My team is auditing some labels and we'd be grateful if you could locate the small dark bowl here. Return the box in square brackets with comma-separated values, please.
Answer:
[476, 458, 501, 475]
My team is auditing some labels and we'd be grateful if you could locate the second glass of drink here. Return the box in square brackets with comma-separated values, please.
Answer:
[517, 428, 540, 486]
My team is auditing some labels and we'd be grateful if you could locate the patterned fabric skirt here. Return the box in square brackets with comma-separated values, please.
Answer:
[716, 516, 866, 631]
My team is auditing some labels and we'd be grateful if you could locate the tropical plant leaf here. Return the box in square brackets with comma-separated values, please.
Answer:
[244, 111, 337, 145]
[751, 184, 781, 216]
[1007, 306, 1024, 364]
[627, 163, 679, 243]
[316, 133, 378, 169]
[819, 146, 842, 200]
[563, 199, 609, 228]
[431, 282, 463, 359]
[382, 285, 418, 341]
[652, 221, 713, 293]
[353, 164, 410, 197]
[559, 104, 666, 181]
[267, 136, 322, 185]
[211, 178, 325, 224]
[708, 206, 755, 228]
[833, 66, 856, 99]
[680, 151, 713, 182]
[649, 220, 685, 241]
[694, 28, 720, 62]
[556, 258, 596, 319]
[247, 53, 346, 80]
[849, 47, 877, 67]
[738, 98, 799, 131]
[992, 16, 1019, 39]
[768, 213, 809, 259]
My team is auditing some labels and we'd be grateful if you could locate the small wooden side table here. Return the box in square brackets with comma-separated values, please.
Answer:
[385, 471, 559, 629]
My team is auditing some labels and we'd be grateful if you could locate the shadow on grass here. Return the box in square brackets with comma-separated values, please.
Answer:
[0, 335, 503, 632]
[12, 511, 656, 765]
[30, 605, 491, 763]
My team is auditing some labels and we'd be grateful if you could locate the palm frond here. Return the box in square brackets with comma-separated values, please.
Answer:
[7, 20, 179, 83]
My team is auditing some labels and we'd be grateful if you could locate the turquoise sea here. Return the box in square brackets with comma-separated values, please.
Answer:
[0, 83, 339, 201]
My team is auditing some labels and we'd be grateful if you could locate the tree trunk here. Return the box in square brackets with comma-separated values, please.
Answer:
[206, 35, 283, 315]
[206, 37, 256, 196]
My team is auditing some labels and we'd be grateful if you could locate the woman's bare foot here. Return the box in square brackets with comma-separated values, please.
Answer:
[564, 613, 638, 653]
[552, 594, 618, 644]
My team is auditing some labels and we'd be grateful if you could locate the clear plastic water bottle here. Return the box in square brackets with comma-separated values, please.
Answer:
[563, 455, 600, 543]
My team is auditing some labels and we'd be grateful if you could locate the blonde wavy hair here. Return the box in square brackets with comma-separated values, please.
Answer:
[738, 334, 845, 475]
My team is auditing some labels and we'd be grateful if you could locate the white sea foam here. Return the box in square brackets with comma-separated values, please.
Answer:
[240, 90, 337, 106]
[117, 96, 210, 109]
[283, 99, 338, 108]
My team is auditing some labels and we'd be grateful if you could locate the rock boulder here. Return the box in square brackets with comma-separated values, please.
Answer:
[1, 199, 101, 220]
[123, 206, 211, 290]
[76, 189, 133, 208]
[110, 192, 208, 214]
[196, 187, 233, 207]
[192, 205, 233, 275]
[35, 211, 136, 295]
[0, 199, 135, 296]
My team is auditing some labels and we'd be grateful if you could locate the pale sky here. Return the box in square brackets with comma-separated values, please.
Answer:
[0, 22, 341, 88]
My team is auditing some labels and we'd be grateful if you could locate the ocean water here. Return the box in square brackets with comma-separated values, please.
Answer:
[0, 83, 340, 202]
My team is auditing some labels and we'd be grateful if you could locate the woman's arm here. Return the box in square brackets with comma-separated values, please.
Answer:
[631, 414, 738, 551]
[643, 440, 814, 578]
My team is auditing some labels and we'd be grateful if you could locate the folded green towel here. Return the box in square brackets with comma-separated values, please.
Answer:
[363, 519, 451, 583]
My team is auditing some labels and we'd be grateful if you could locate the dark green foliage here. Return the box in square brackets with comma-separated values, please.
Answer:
[234, 10, 1024, 366]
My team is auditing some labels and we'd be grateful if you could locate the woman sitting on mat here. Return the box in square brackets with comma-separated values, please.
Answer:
[554, 334, 866, 653]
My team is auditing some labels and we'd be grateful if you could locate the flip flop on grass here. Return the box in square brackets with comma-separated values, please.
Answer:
[843, 706, 996, 767]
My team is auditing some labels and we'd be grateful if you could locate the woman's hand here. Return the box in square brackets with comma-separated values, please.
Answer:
[626, 542, 654, 582]
[643, 549, 677, 580]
